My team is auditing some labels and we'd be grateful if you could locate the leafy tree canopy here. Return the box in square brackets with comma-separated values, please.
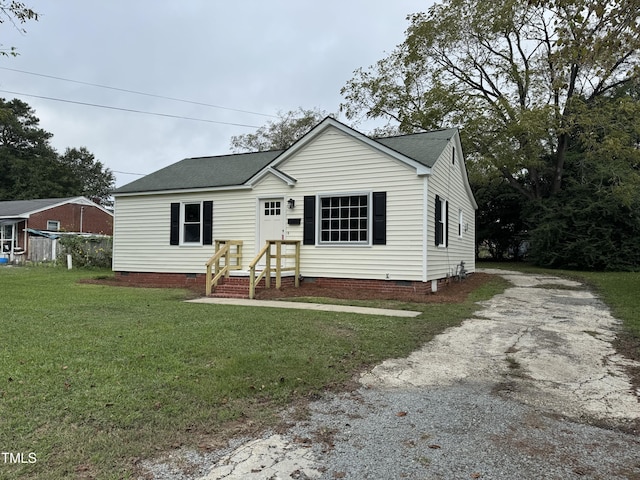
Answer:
[0, 98, 115, 205]
[1, 1, 38, 57]
[341, 0, 640, 200]
[230, 107, 330, 152]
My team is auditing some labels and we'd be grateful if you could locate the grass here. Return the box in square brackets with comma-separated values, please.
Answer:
[0, 266, 508, 479]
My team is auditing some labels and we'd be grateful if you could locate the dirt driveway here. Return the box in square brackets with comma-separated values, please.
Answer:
[144, 270, 640, 479]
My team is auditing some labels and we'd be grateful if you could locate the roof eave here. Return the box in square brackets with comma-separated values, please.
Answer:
[113, 184, 253, 198]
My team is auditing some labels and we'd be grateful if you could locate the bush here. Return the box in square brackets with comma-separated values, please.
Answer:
[57, 236, 113, 268]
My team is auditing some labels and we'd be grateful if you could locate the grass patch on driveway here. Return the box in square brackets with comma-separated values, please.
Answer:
[0, 266, 507, 479]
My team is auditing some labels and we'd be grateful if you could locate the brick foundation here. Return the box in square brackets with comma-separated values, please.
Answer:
[303, 277, 434, 295]
[115, 271, 207, 288]
[113, 271, 437, 297]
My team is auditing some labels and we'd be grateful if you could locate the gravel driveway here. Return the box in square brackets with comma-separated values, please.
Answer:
[142, 269, 640, 479]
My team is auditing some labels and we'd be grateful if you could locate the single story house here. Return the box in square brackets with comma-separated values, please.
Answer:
[112, 117, 477, 296]
[0, 196, 113, 262]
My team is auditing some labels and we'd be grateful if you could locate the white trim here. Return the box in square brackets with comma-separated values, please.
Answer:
[246, 167, 297, 187]
[316, 191, 372, 247]
[422, 177, 429, 282]
[180, 201, 204, 246]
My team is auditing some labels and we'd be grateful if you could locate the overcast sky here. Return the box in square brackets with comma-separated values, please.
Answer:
[1, 1, 433, 188]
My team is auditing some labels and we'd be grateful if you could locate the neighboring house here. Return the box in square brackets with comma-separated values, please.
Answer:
[0, 196, 113, 262]
[112, 117, 477, 295]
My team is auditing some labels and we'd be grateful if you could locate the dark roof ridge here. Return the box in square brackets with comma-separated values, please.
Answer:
[188, 148, 286, 160]
[372, 127, 458, 141]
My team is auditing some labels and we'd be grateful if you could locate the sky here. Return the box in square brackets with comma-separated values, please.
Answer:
[1, 1, 433, 188]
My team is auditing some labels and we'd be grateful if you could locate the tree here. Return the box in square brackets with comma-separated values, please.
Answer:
[1, 1, 38, 57]
[527, 80, 640, 270]
[59, 147, 115, 206]
[230, 108, 330, 152]
[340, 0, 640, 200]
[0, 98, 115, 203]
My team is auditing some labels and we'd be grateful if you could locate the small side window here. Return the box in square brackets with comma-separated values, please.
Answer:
[47, 220, 60, 231]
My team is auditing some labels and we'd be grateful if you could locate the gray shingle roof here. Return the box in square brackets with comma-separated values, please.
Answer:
[115, 150, 283, 194]
[376, 128, 458, 168]
[114, 125, 458, 195]
[0, 197, 78, 217]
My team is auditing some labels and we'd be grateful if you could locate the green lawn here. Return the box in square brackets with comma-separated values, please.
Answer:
[0, 266, 508, 479]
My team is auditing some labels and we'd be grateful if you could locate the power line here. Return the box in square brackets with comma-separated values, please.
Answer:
[0, 89, 261, 128]
[0, 66, 278, 118]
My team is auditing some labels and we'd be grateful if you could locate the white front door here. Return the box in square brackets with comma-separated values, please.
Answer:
[258, 199, 285, 261]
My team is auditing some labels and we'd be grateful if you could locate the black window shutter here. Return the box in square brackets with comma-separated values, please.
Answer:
[303, 196, 316, 245]
[372, 191, 386, 245]
[435, 195, 442, 246]
[170, 202, 180, 245]
[203, 201, 213, 245]
[445, 200, 449, 248]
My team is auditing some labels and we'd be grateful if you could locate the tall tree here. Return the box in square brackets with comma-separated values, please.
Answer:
[1, 1, 38, 57]
[0, 98, 115, 203]
[340, 0, 640, 200]
[230, 108, 330, 152]
[59, 147, 115, 206]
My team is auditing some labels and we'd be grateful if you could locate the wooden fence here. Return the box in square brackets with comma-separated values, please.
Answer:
[28, 237, 58, 262]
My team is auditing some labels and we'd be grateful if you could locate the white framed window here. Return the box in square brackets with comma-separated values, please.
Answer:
[435, 195, 448, 247]
[182, 202, 202, 244]
[47, 220, 60, 231]
[458, 209, 463, 238]
[319, 193, 369, 244]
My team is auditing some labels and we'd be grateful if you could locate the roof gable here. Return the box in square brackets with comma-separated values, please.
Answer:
[268, 117, 451, 175]
[0, 196, 112, 218]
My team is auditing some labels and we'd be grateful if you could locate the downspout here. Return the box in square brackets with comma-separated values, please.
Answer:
[23, 219, 28, 257]
[80, 206, 84, 233]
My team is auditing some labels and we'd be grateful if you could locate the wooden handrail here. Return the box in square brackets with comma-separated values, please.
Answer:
[205, 240, 243, 295]
[249, 240, 300, 299]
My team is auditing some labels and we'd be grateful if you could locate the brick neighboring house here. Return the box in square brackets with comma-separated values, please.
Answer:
[0, 196, 113, 261]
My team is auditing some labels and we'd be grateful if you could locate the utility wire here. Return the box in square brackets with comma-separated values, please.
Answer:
[0, 66, 278, 118]
[0, 89, 261, 128]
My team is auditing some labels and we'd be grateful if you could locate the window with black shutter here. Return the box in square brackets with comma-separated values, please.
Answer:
[169, 201, 213, 245]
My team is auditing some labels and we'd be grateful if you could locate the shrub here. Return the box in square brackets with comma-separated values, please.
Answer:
[57, 236, 113, 268]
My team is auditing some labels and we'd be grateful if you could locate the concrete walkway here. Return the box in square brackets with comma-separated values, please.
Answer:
[186, 297, 422, 317]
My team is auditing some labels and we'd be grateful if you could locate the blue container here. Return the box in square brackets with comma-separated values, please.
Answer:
[0, 257, 8, 265]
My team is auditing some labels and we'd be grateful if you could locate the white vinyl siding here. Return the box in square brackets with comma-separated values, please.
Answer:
[426, 141, 476, 280]
[277, 129, 425, 281]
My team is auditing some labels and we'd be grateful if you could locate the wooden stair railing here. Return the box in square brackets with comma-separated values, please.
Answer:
[205, 240, 243, 295]
[248, 240, 300, 299]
